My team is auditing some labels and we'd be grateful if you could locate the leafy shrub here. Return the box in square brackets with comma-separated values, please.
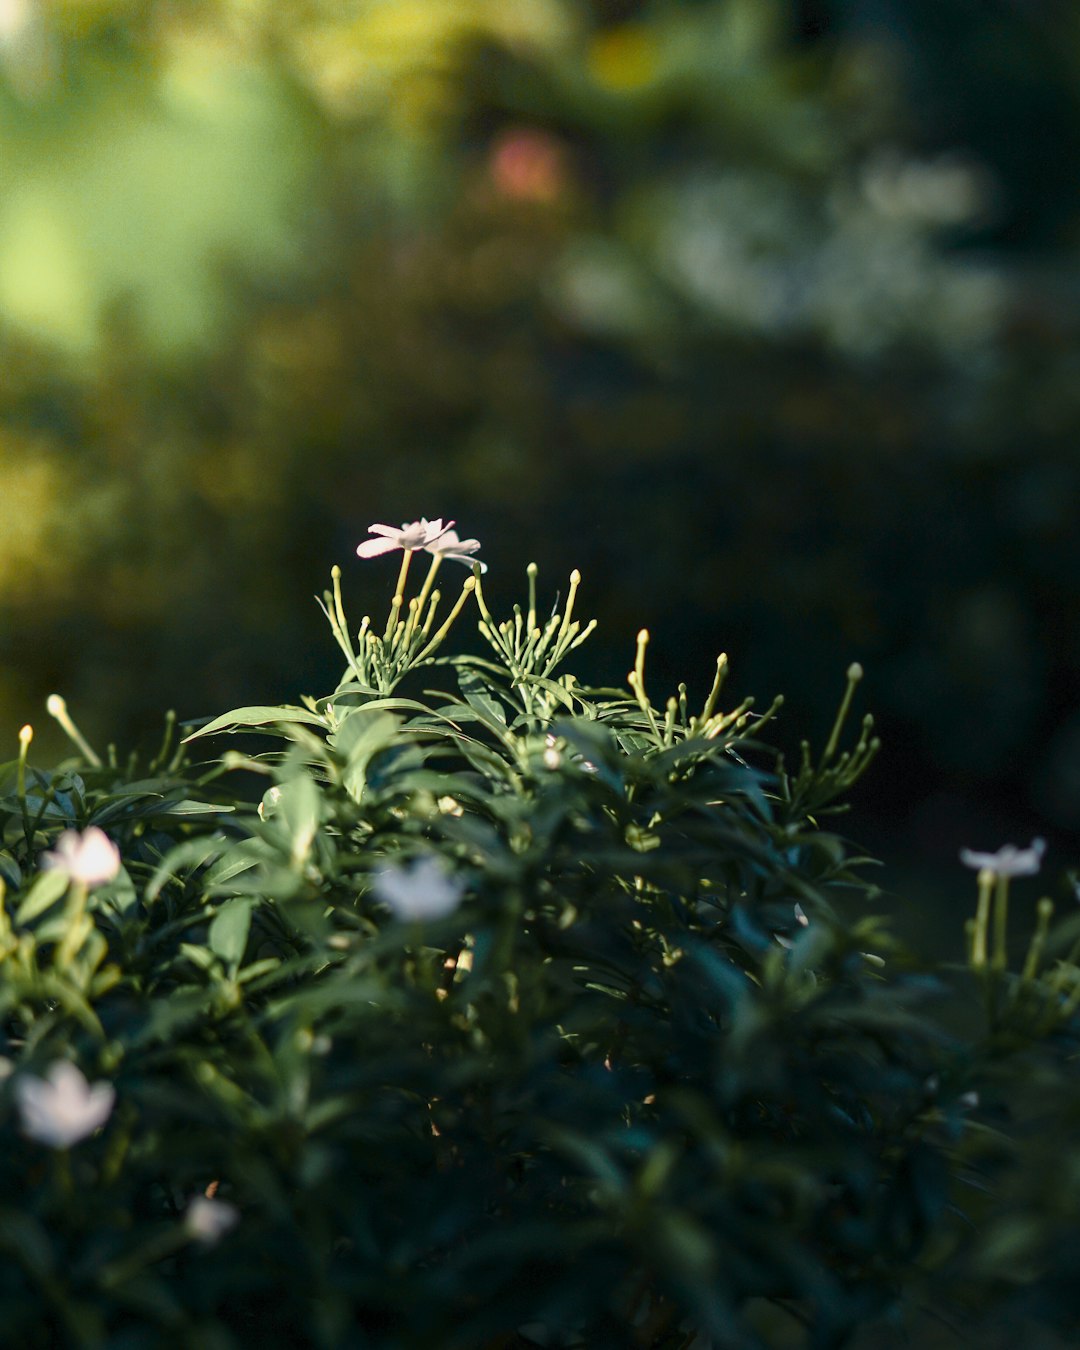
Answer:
[0, 531, 1077, 1349]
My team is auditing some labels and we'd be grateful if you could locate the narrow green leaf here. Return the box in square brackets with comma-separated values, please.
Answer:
[208, 898, 253, 967]
[182, 705, 327, 743]
[14, 869, 70, 925]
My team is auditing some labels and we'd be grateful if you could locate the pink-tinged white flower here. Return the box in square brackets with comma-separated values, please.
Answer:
[960, 838, 1046, 878]
[41, 827, 121, 888]
[356, 518, 485, 571]
[372, 856, 465, 922]
[425, 527, 487, 572]
[184, 1195, 240, 1245]
[14, 1061, 115, 1149]
[356, 517, 455, 559]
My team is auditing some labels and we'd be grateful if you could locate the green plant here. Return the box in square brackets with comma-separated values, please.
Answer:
[0, 529, 1076, 1349]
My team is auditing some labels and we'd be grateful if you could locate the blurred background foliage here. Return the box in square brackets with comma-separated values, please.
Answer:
[2, 0, 1079, 926]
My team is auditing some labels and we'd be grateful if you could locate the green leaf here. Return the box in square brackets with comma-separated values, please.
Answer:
[182, 705, 327, 742]
[456, 668, 508, 727]
[274, 773, 321, 863]
[208, 898, 253, 968]
[0, 851, 21, 890]
[330, 708, 401, 802]
[14, 868, 70, 925]
[145, 836, 228, 903]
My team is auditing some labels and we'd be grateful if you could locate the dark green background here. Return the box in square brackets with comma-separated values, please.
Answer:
[2, 0, 1078, 931]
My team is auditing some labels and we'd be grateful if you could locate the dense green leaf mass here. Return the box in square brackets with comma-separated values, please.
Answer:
[0, 567, 1077, 1348]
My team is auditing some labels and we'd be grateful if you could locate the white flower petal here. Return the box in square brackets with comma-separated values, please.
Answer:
[960, 838, 1046, 878]
[372, 857, 465, 922]
[425, 528, 486, 570]
[41, 827, 120, 887]
[185, 1195, 240, 1245]
[357, 536, 402, 558]
[15, 1061, 115, 1149]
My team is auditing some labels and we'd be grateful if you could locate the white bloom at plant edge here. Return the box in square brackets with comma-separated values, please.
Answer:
[424, 527, 487, 572]
[14, 1061, 115, 1149]
[959, 838, 1046, 878]
[41, 826, 121, 887]
[372, 856, 465, 922]
[184, 1195, 240, 1246]
[356, 517, 455, 559]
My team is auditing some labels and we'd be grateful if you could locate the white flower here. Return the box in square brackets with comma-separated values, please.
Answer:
[14, 1061, 115, 1149]
[356, 517, 455, 559]
[356, 518, 485, 570]
[424, 527, 487, 572]
[184, 1195, 240, 1245]
[959, 838, 1046, 878]
[41, 827, 121, 888]
[372, 856, 465, 922]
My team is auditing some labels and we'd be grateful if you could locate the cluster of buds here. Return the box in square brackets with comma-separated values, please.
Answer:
[320, 517, 485, 695]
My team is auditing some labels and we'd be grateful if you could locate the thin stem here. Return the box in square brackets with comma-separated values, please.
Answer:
[409, 554, 443, 641]
[822, 663, 863, 765]
[697, 654, 729, 730]
[46, 696, 102, 768]
[1021, 898, 1054, 982]
[17, 725, 33, 850]
[385, 549, 414, 639]
[992, 874, 1009, 973]
[526, 562, 538, 633]
[555, 569, 581, 653]
[971, 869, 993, 969]
[415, 578, 476, 661]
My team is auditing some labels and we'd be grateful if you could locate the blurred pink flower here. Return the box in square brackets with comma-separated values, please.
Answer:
[42, 827, 120, 888]
[15, 1061, 114, 1149]
[489, 129, 567, 204]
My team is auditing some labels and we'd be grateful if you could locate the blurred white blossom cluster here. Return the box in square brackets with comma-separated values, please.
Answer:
[555, 155, 1006, 364]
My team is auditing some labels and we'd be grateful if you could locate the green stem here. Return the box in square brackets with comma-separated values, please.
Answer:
[822, 663, 863, 766]
[385, 549, 414, 639]
[992, 874, 1009, 973]
[971, 869, 993, 969]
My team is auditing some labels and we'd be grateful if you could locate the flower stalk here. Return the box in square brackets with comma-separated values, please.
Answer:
[46, 695, 102, 768]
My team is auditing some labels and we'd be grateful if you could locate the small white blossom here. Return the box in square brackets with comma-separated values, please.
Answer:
[184, 1195, 240, 1245]
[424, 527, 487, 572]
[960, 838, 1046, 878]
[356, 518, 485, 571]
[372, 856, 465, 922]
[356, 517, 455, 559]
[41, 827, 120, 888]
[542, 746, 562, 770]
[15, 1061, 115, 1149]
